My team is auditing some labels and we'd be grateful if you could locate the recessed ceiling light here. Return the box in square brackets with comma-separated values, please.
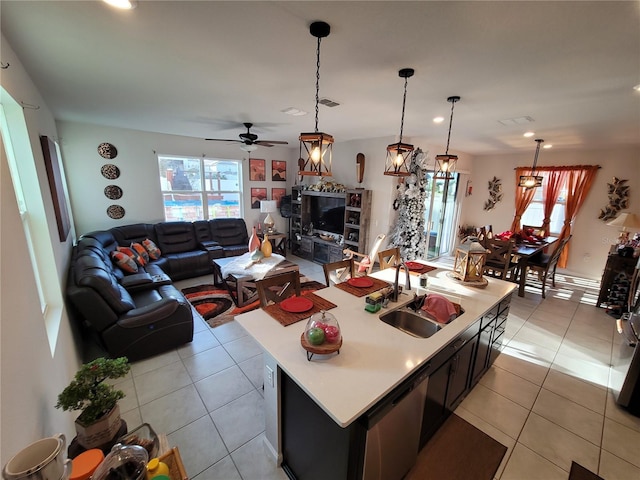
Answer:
[433, 116, 444, 124]
[634, 84, 640, 92]
[281, 107, 308, 116]
[103, 0, 137, 9]
[523, 131, 535, 137]
[543, 144, 552, 149]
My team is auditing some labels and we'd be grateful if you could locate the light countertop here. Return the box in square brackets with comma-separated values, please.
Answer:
[236, 264, 516, 427]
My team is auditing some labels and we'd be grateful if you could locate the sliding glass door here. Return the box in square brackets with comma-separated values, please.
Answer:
[424, 172, 460, 259]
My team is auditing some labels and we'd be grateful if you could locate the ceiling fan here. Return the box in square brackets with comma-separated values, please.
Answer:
[206, 122, 288, 151]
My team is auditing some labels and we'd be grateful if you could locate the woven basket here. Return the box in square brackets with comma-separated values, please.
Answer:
[158, 447, 188, 480]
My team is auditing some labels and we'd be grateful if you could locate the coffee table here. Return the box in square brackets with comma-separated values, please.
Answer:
[212, 256, 299, 307]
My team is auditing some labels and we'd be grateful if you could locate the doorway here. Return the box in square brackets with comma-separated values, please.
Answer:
[424, 172, 460, 259]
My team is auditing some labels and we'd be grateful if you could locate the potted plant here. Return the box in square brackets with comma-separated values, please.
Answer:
[55, 357, 130, 449]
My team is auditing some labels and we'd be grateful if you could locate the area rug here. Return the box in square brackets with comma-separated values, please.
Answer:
[405, 414, 507, 480]
[569, 461, 604, 480]
[182, 279, 326, 328]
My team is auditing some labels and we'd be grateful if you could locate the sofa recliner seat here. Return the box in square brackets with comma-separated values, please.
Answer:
[66, 218, 251, 360]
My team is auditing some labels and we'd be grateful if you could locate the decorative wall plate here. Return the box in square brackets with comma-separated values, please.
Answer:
[104, 185, 123, 200]
[107, 205, 125, 219]
[98, 142, 118, 159]
[101, 164, 120, 180]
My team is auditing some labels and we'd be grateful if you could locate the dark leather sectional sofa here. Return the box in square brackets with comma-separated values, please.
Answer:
[67, 218, 250, 361]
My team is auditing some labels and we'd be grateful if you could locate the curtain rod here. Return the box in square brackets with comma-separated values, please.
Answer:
[513, 165, 602, 170]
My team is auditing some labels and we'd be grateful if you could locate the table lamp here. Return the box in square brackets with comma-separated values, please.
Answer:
[607, 212, 640, 245]
[260, 200, 278, 233]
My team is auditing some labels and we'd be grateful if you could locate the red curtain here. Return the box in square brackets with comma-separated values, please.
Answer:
[540, 170, 567, 236]
[557, 165, 599, 267]
[511, 167, 536, 232]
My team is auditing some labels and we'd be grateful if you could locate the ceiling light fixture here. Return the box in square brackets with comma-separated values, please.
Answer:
[240, 144, 258, 152]
[435, 96, 461, 178]
[523, 131, 535, 138]
[384, 68, 415, 177]
[298, 21, 333, 177]
[103, 0, 137, 10]
[518, 138, 544, 189]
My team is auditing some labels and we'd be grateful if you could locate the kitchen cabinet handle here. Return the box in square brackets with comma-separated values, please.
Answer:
[452, 338, 466, 350]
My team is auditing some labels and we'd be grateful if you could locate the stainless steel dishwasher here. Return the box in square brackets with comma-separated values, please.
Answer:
[361, 365, 429, 480]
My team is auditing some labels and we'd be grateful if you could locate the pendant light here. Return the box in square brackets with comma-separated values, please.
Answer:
[299, 21, 333, 177]
[435, 96, 461, 178]
[518, 139, 544, 189]
[384, 68, 415, 177]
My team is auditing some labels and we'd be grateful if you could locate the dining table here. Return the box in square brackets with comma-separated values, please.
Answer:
[512, 236, 558, 297]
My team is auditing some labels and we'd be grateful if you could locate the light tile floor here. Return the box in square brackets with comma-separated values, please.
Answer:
[108, 256, 640, 480]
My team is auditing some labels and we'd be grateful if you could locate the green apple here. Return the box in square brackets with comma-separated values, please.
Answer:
[307, 327, 325, 345]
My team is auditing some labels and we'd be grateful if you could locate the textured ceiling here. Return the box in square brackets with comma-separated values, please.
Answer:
[2, 1, 639, 155]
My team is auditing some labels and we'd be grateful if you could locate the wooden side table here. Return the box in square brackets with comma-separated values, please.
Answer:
[259, 232, 287, 257]
[596, 254, 637, 309]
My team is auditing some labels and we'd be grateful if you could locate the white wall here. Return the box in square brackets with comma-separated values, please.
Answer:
[463, 147, 640, 279]
[57, 121, 297, 235]
[1, 36, 81, 466]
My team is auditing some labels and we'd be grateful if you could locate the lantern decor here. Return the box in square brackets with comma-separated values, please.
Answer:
[299, 21, 334, 177]
[435, 96, 461, 178]
[450, 236, 489, 286]
[384, 68, 415, 177]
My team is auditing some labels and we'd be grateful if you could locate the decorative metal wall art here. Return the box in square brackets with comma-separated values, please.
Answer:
[599, 177, 629, 221]
[101, 164, 120, 180]
[104, 185, 123, 200]
[107, 205, 125, 219]
[483, 177, 502, 211]
[98, 142, 118, 159]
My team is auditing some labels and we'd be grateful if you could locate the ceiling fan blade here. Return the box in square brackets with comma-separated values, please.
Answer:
[205, 138, 242, 143]
[256, 140, 289, 146]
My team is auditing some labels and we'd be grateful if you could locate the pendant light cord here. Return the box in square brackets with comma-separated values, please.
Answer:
[398, 76, 409, 144]
[444, 98, 457, 155]
[531, 139, 543, 174]
[315, 36, 321, 133]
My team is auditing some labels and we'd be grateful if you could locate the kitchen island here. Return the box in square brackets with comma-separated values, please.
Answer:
[236, 264, 516, 479]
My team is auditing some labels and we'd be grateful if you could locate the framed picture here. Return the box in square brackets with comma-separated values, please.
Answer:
[272, 188, 286, 207]
[251, 187, 267, 209]
[249, 158, 266, 181]
[272, 160, 286, 182]
[40, 135, 71, 241]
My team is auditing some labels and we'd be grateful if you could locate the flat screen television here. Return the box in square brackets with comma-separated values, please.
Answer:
[310, 196, 345, 235]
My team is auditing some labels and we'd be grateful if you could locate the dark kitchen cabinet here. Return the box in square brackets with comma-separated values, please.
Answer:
[420, 324, 479, 448]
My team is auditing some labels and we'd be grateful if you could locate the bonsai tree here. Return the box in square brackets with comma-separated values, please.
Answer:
[55, 356, 130, 425]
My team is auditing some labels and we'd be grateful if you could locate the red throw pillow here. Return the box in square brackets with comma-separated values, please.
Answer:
[117, 246, 146, 267]
[110, 251, 138, 273]
[142, 238, 161, 260]
[131, 242, 150, 264]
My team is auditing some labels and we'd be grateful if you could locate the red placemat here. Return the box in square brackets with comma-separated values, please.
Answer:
[335, 276, 391, 297]
[263, 293, 337, 326]
[402, 264, 438, 275]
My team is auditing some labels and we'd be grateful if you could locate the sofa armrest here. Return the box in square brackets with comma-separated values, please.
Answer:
[120, 272, 153, 288]
[199, 240, 221, 250]
[118, 298, 179, 328]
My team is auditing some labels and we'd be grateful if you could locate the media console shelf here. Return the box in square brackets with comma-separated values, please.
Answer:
[289, 186, 372, 264]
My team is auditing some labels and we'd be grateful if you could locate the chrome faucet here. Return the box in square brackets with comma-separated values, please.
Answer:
[391, 260, 412, 302]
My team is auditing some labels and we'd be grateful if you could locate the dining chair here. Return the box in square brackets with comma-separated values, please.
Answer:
[378, 246, 401, 270]
[255, 270, 301, 307]
[323, 258, 355, 286]
[524, 235, 572, 298]
[343, 233, 386, 276]
[483, 237, 518, 281]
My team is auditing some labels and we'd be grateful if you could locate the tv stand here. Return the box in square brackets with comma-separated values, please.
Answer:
[290, 187, 372, 264]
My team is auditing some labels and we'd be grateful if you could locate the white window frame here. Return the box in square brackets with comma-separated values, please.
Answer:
[1, 91, 65, 356]
[157, 154, 244, 221]
[521, 182, 567, 236]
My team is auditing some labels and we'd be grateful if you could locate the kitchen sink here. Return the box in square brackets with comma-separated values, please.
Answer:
[379, 308, 443, 338]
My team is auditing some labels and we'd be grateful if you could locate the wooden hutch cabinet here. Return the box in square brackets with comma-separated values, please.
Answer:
[596, 253, 637, 311]
[289, 186, 372, 264]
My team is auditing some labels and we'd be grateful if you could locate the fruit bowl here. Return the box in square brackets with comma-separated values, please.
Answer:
[301, 310, 342, 361]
